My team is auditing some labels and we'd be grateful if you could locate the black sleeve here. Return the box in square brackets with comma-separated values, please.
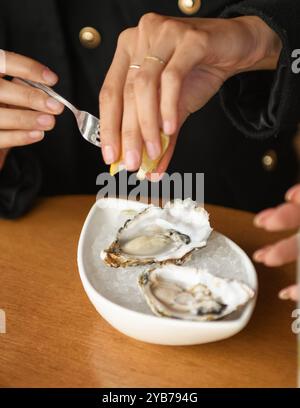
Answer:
[0, 149, 42, 219]
[219, 0, 300, 139]
[0, 11, 42, 219]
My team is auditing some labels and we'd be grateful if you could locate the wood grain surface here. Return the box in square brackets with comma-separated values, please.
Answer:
[0, 196, 297, 387]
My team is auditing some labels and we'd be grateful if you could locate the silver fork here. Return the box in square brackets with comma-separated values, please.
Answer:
[18, 78, 101, 147]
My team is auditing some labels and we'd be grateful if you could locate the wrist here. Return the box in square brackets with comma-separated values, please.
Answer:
[235, 16, 282, 71]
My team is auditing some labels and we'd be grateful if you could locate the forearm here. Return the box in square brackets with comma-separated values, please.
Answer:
[219, 0, 300, 139]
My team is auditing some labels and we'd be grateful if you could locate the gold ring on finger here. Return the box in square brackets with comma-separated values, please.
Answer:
[144, 55, 166, 65]
[129, 64, 141, 69]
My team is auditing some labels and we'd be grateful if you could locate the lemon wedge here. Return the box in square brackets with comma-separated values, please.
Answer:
[110, 132, 170, 180]
[109, 160, 126, 177]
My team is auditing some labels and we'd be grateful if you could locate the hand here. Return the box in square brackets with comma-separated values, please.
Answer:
[99, 13, 282, 175]
[0, 50, 64, 171]
[253, 185, 300, 302]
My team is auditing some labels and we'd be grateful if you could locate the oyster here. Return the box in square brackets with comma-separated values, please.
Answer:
[138, 264, 255, 321]
[101, 199, 212, 268]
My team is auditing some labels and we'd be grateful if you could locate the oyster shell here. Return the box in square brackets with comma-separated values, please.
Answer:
[138, 264, 255, 321]
[101, 199, 212, 268]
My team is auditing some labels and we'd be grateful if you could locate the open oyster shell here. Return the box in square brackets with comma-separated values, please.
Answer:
[101, 199, 212, 268]
[138, 264, 255, 321]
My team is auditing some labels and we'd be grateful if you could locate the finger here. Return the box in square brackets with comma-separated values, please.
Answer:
[253, 208, 277, 227]
[147, 139, 177, 182]
[146, 108, 189, 180]
[135, 19, 189, 159]
[99, 29, 134, 164]
[135, 58, 172, 160]
[254, 203, 300, 231]
[1, 50, 58, 85]
[160, 31, 208, 135]
[279, 285, 300, 301]
[0, 78, 64, 114]
[0, 130, 44, 149]
[120, 23, 150, 170]
[145, 109, 190, 181]
[122, 70, 143, 171]
[286, 184, 300, 204]
[11, 77, 40, 109]
[253, 234, 298, 266]
[146, 132, 178, 182]
[0, 107, 55, 131]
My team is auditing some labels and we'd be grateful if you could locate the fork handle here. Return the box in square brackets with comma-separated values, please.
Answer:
[17, 78, 79, 116]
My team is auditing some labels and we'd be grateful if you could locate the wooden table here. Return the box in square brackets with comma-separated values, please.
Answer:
[0, 196, 297, 387]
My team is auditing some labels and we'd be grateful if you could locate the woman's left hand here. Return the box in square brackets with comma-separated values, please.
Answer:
[253, 185, 300, 301]
[99, 13, 282, 176]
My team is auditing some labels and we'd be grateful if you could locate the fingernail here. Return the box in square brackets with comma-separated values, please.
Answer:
[37, 114, 54, 127]
[163, 120, 175, 135]
[148, 172, 164, 182]
[42, 68, 58, 85]
[253, 215, 264, 227]
[253, 209, 275, 227]
[253, 250, 264, 262]
[29, 130, 44, 140]
[278, 288, 291, 300]
[253, 247, 270, 262]
[102, 145, 115, 164]
[146, 141, 161, 160]
[125, 150, 139, 170]
[286, 185, 300, 202]
[46, 97, 63, 112]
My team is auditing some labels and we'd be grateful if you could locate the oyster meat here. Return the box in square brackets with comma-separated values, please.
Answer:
[101, 199, 212, 267]
[138, 264, 255, 321]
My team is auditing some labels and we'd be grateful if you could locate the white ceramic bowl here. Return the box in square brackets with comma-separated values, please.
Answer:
[77, 198, 257, 346]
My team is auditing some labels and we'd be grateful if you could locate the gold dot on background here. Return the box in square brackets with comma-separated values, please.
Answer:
[262, 150, 277, 171]
[178, 0, 202, 15]
[79, 27, 101, 49]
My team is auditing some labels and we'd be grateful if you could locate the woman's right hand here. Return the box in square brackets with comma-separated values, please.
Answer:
[100, 14, 281, 175]
[0, 50, 64, 170]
